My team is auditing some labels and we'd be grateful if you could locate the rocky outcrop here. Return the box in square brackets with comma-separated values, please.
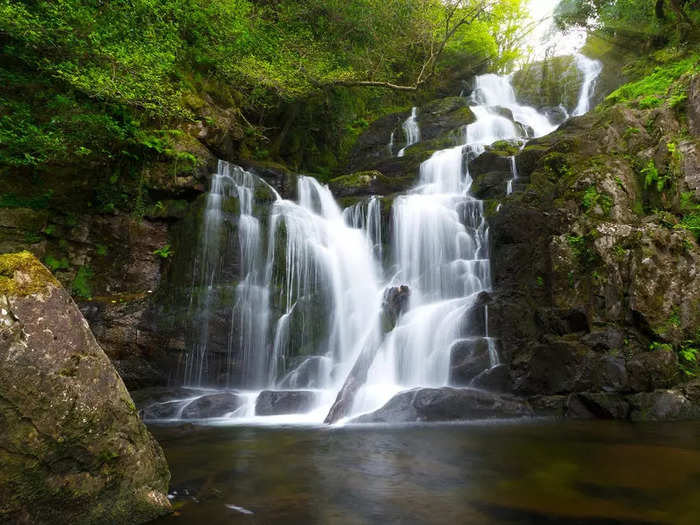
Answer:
[482, 80, 700, 419]
[511, 55, 584, 112]
[352, 387, 533, 423]
[0, 252, 171, 524]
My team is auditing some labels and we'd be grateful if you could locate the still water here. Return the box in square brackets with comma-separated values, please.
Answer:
[150, 420, 700, 524]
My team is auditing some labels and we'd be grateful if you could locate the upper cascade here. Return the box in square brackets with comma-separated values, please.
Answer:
[161, 53, 602, 425]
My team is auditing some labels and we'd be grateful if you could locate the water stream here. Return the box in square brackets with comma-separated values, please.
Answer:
[162, 54, 602, 425]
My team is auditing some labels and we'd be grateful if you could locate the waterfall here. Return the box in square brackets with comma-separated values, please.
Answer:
[572, 53, 603, 116]
[169, 57, 601, 424]
[397, 107, 420, 157]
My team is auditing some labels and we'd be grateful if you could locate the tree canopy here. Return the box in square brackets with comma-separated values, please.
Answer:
[0, 0, 527, 173]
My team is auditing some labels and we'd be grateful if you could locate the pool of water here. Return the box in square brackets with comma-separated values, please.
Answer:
[149, 420, 700, 524]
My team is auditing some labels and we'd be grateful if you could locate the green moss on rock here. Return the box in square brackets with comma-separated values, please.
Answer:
[0, 251, 59, 297]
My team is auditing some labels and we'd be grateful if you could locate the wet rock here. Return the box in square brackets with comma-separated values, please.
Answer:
[566, 393, 631, 419]
[182, 392, 242, 419]
[352, 387, 533, 423]
[628, 390, 700, 421]
[470, 364, 512, 393]
[381, 284, 411, 331]
[279, 356, 331, 389]
[469, 151, 513, 177]
[471, 171, 511, 199]
[0, 252, 170, 524]
[450, 338, 493, 386]
[255, 390, 318, 416]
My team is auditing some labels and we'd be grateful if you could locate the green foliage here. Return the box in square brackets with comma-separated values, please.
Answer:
[679, 341, 699, 377]
[582, 186, 613, 215]
[71, 266, 93, 299]
[43, 256, 70, 272]
[153, 244, 174, 259]
[555, 0, 698, 46]
[0, 191, 53, 210]
[677, 192, 700, 239]
[605, 54, 700, 107]
[641, 160, 668, 192]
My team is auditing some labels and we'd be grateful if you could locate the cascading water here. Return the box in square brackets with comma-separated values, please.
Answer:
[397, 107, 420, 157]
[572, 53, 603, 116]
[165, 54, 601, 424]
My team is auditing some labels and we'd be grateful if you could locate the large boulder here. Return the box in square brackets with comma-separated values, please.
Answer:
[0, 252, 171, 524]
[352, 387, 533, 423]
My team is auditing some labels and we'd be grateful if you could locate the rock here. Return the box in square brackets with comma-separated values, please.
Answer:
[511, 55, 583, 112]
[528, 395, 567, 417]
[679, 140, 700, 198]
[381, 285, 411, 331]
[329, 170, 415, 198]
[345, 112, 407, 173]
[469, 151, 513, 177]
[181, 392, 242, 419]
[689, 75, 700, 137]
[279, 356, 332, 389]
[626, 349, 679, 392]
[566, 393, 630, 419]
[449, 337, 493, 386]
[471, 171, 511, 199]
[682, 378, 700, 404]
[628, 390, 700, 421]
[593, 355, 629, 393]
[255, 390, 318, 416]
[512, 339, 596, 395]
[352, 387, 533, 423]
[0, 252, 171, 524]
[417, 97, 476, 141]
[470, 364, 512, 393]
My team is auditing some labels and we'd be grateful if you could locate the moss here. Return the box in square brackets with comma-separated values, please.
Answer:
[0, 251, 59, 297]
[330, 171, 378, 189]
[486, 140, 520, 157]
[71, 266, 93, 299]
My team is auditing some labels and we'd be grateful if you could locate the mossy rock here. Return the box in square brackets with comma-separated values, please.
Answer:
[418, 97, 476, 141]
[0, 252, 171, 523]
[486, 140, 522, 157]
[330, 170, 415, 198]
[0, 251, 59, 297]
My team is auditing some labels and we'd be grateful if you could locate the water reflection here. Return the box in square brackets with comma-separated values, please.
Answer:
[151, 421, 700, 524]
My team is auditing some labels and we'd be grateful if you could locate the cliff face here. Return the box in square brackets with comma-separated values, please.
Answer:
[0, 252, 171, 524]
[486, 75, 700, 418]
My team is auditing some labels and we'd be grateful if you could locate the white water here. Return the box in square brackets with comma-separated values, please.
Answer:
[164, 55, 601, 425]
[572, 53, 603, 116]
[397, 107, 420, 157]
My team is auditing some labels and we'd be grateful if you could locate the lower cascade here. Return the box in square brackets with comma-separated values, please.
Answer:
[156, 57, 602, 424]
